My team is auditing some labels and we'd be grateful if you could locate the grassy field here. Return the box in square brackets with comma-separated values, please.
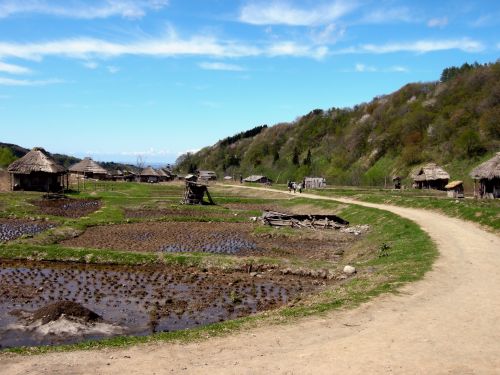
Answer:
[0, 181, 436, 354]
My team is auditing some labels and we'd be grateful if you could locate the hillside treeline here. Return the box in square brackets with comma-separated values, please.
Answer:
[176, 62, 500, 186]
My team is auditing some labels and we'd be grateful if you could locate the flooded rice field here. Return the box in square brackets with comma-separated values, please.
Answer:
[0, 260, 319, 348]
[60, 221, 358, 260]
[31, 198, 101, 218]
[0, 219, 55, 242]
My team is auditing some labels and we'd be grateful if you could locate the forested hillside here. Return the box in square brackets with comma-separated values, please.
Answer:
[176, 62, 500, 187]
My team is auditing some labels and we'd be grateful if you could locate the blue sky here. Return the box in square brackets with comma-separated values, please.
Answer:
[0, 0, 499, 164]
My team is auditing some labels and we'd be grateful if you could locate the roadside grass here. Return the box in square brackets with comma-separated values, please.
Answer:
[0, 189, 436, 355]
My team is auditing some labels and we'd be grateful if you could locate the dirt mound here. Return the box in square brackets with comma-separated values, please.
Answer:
[32, 198, 101, 218]
[31, 301, 102, 324]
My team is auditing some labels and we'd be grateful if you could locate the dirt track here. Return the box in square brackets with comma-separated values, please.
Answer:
[2, 187, 500, 374]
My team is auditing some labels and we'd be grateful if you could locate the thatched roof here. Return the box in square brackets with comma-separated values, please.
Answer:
[469, 152, 500, 180]
[7, 147, 66, 174]
[140, 166, 159, 177]
[244, 175, 269, 182]
[156, 169, 169, 177]
[412, 163, 450, 181]
[198, 170, 217, 179]
[69, 157, 108, 175]
[445, 180, 463, 189]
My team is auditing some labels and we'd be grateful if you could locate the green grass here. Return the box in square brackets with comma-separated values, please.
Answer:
[0, 183, 437, 355]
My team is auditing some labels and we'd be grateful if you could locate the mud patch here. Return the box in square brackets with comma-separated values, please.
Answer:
[31, 198, 101, 218]
[0, 260, 319, 348]
[0, 219, 55, 242]
[123, 208, 234, 220]
[61, 221, 360, 260]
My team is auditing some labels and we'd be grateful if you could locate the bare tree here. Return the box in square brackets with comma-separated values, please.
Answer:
[136, 154, 146, 169]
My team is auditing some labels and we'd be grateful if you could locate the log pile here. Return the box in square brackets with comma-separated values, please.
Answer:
[182, 181, 215, 205]
[261, 211, 349, 229]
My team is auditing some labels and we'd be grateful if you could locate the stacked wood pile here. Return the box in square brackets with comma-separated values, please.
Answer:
[261, 211, 348, 229]
[182, 181, 215, 205]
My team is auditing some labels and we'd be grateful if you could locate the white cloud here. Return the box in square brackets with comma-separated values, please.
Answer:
[83, 61, 98, 69]
[337, 38, 484, 54]
[361, 7, 412, 24]
[107, 65, 120, 74]
[388, 65, 408, 72]
[0, 61, 31, 74]
[355, 63, 376, 72]
[427, 17, 448, 28]
[239, 1, 357, 26]
[0, 0, 168, 19]
[199, 62, 245, 71]
[267, 42, 328, 59]
[310, 24, 345, 45]
[0, 77, 63, 86]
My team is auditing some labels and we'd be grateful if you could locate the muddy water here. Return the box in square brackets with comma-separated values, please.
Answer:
[0, 260, 316, 348]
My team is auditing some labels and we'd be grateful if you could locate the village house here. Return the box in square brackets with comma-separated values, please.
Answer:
[445, 180, 464, 198]
[411, 163, 450, 190]
[139, 166, 160, 183]
[68, 157, 108, 180]
[198, 170, 217, 181]
[7, 147, 67, 192]
[304, 177, 326, 189]
[470, 152, 500, 199]
[243, 175, 272, 184]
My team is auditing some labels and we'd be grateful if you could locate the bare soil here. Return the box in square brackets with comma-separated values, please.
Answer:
[60, 221, 358, 260]
[31, 198, 101, 218]
[2, 188, 499, 374]
[123, 208, 234, 219]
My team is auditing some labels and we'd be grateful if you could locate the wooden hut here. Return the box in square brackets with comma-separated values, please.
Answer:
[470, 152, 500, 199]
[304, 177, 326, 189]
[198, 170, 217, 181]
[69, 157, 108, 180]
[445, 181, 464, 198]
[243, 175, 272, 184]
[139, 166, 160, 183]
[411, 163, 450, 190]
[156, 168, 170, 182]
[7, 147, 67, 192]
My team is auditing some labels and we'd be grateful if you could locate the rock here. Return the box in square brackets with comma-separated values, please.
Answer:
[343, 265, 356, 275]
[249, 272, 258, 277]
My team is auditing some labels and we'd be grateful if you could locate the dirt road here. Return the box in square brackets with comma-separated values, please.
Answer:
[2, 188, 500, 374]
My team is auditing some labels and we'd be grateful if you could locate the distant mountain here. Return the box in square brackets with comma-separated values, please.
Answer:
[175, 61, 500, 187]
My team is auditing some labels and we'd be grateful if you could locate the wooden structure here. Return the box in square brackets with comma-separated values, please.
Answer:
[7, 147, 67, 192]
[243, 175, 272, 184]
[392, 176, 401, 189]
[261, 211, 348, 229]
[470, 152, 500, 199]
[304, 177, 326, 189]
[139, 166, 160, 183]
[111, 169, 135, 182]
[156, 168, 170, 182]
[412, 163, 450, 190]
[198, 170, 217, 181]
[445, 180, 464, 198]
[69, 157, 108, 180]
[182, 181, 214, 205]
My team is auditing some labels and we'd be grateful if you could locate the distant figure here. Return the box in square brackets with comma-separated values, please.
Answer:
[292, 182, 297, 193]
[298, 182, 303, 193]
[287, 181, 292, 193]
[239, 175, 243, 184]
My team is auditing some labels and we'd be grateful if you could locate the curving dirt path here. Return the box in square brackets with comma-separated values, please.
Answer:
[2, 188, 500, 374]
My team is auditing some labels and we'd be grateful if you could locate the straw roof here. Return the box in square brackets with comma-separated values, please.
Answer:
[469, 152, 500, 180]
[140, 166, 159, 177]
[156, 168, 169, 177]
[243, 175, 269, 182]
[7, 147, 66, 174]
[69, 157, 108, 175]
[412, 163, 450, 181]
[445, 180, 463, 189]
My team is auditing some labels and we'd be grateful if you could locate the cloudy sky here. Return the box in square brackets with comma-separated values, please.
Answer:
[0, 0, 498, 163]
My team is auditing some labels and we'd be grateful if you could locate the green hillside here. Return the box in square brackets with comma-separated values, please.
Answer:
[175, 62, 500, 188]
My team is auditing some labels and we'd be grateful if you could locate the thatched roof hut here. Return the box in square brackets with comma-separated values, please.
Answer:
[411, 163, 450, 190]
[7, 147, 67, 192]
[469, 152, 500, 198]
[139, 166, 160, 183]
[243, 175, 272, 184]
[445, 180, 464, 198]
[198, 170, 217, 181]
[69, 157, 108, 179]
[304, 177, 326, 189]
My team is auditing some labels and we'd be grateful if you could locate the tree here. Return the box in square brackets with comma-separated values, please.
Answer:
[455, 129, 485, 158]
[303, 149, 312, 166]
[292, 147, 300, 165]
[0, 147, 17, 168]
